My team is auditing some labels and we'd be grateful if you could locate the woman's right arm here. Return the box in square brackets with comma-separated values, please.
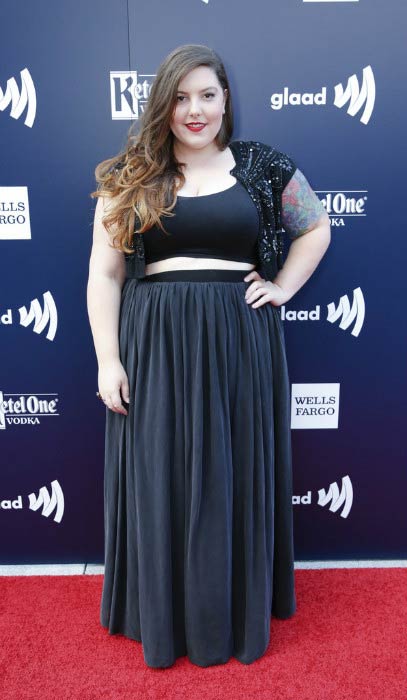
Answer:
[87, 196, 130, 415]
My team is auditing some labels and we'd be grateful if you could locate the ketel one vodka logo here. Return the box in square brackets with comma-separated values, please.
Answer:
[0, 67, 36, 128]
[318, 189, 368, 229]
[293, 475, 353, 519]
[0, 479, 64, 523]
[270, 65, 375, 124]
[0, 290, 58, 340]
[280, 287, 365, 337]
[0, 391, 59, 430]
[110, 70, 156, 120]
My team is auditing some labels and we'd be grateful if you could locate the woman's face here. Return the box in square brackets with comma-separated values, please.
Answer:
[170, 66, 227, 151]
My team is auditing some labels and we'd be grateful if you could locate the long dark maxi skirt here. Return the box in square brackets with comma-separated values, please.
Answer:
[100, 268, 296, 668]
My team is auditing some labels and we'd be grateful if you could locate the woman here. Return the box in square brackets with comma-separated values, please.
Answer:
[87, 44, 331, 669]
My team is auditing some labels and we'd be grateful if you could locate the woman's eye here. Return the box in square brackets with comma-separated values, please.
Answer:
[176, 93, 215, 102]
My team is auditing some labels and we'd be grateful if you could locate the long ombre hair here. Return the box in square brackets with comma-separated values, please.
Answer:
[90, 44, 235, 253]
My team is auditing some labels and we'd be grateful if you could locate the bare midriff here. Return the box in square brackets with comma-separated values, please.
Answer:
[145, 257, 256, 275]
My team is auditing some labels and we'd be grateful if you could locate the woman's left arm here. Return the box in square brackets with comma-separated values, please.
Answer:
[245, 167, 331, 308]
[273, 213, 331, 302]
[272, 167, 331, 301]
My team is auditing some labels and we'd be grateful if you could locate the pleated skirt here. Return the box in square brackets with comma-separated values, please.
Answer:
[100, 268, 296, 668]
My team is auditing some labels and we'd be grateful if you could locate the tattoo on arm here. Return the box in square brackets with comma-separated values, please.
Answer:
[281, 168, 327, 239]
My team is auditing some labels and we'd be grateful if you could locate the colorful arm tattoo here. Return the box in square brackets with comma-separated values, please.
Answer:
[281, 168, 328, 239]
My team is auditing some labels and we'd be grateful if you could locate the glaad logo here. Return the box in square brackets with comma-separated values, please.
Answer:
[280, 287, 365, 337]
[29, 480, 64, 523]
[0, 291, 58, 340]
[270, 65, 375, 124]
[304, 0, 359, 4]
[0, 480, 64, 523]
[318, 189, 368, 228]
[293, 475, 353, 519]
[318, 476, 353, 518]
[110, 70, 156, 120]
[327, 287, 365, 337]
[0, 390, 60, 430]
[0, 68, 36, 128]
[334, 66, 375, 125]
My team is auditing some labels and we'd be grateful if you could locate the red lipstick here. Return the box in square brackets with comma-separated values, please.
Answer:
[186, 123, 206, 132]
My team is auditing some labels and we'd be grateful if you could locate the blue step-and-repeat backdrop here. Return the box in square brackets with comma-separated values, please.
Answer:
[1, 0, 406, 563]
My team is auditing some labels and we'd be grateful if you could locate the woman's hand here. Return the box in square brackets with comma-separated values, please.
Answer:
[98, 358, 130, 415]
[243, 270, 292, 308]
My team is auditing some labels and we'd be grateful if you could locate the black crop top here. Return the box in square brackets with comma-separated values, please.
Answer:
[142, 179, 260, 265]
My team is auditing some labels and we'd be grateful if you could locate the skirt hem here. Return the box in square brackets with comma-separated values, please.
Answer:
[100, 609, 296, 668]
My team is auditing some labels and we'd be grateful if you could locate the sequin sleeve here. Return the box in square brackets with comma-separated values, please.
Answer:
[281, 168, 327, 240]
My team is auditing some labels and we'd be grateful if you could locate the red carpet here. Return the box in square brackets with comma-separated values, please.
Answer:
[0, 568, 406, 700]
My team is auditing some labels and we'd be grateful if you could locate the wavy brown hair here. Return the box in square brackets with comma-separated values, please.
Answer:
[90, 44, 235, 254]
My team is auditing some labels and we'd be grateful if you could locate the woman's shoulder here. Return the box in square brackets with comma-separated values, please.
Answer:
[234, 138, 295, 164]
[233, 139, 297, 185]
